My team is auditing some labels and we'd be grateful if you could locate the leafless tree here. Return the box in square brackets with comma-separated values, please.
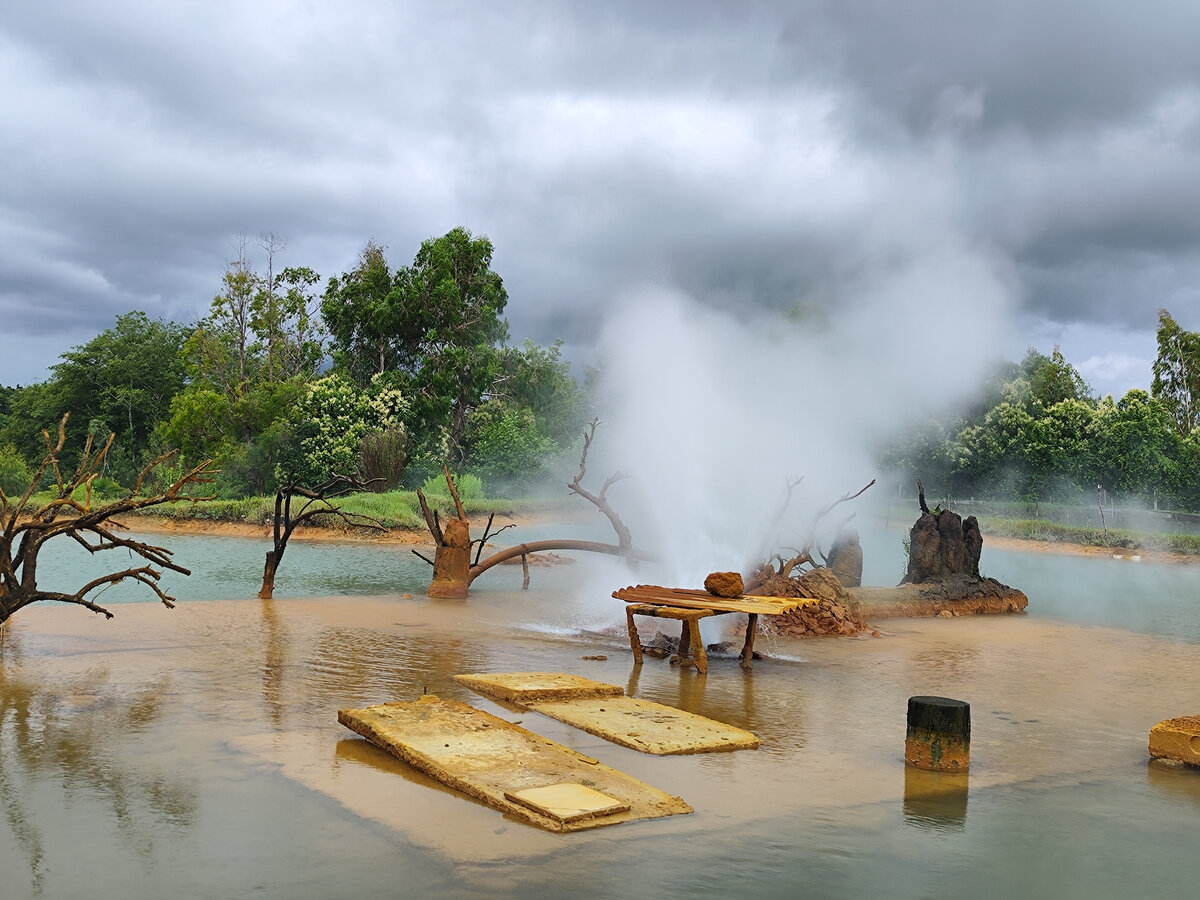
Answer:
[258, 472, 386, 599]
[0, 414, 216, 624]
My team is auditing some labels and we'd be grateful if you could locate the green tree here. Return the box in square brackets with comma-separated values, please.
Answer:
[1089, 390, 1180, 500]
[163, 238, 321, 495]
[1021, 346, 1091, 409]
[279, 374, 408, 489]
[463, 401, 555, 492]
[396, 227, 509, 459]
[1151, 309, 1200, 436]
[321, 240, 408, 382]
[323, 228, 512, 464]
[49, 312, 189, 477]
[491, 339, 586, 446]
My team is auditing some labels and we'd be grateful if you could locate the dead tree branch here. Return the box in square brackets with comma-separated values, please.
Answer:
[747, 477, 876, 589]
[567, 418, 634, 560]
[259, 471, 386, 599]
[0, 413, 217, 623]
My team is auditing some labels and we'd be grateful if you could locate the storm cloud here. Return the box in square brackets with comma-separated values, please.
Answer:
[3, 1, 1199, 397]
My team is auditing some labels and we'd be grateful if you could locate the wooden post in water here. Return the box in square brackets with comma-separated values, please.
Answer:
[905, 696, 970, 772]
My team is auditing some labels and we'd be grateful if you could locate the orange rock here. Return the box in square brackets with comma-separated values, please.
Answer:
[1149, 715, 1200, 766]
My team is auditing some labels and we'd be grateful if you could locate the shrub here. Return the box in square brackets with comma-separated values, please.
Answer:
[0, 443, 34, 496]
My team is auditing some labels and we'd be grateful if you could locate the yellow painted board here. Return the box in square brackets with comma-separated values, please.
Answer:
[614, 586, 815, 616]
[453, 672, 624, 703]
[529, 695, 761, 755]
[338, 696, 691, 833]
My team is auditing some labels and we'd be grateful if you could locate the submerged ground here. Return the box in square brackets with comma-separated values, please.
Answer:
[2, 530, 1199, 898]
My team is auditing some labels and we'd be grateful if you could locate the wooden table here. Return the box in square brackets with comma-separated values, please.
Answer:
[614, 586, 815, 673]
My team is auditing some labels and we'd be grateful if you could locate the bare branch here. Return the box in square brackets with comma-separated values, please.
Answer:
[1, 417, 217, 623]
[566, 418, 635, 557]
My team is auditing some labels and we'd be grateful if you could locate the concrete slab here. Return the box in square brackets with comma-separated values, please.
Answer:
[504, 783, 630, 823]
[338, 696, 691, 833]
[1149, 715, 1200, 766]
[453, 671, 624, 703]
[528, 695, 761, 755]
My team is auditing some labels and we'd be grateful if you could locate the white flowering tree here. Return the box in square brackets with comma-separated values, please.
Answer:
[257, 375, 408, 598]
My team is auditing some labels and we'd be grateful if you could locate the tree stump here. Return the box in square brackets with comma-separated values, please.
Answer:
[905, 696, 970, 772]
[428, 518, 471, 599]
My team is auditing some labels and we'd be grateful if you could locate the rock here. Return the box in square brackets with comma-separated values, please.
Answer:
[704, 571, 744, 598]
[826, 528, 863, 587]
[794, 567, 852, 605]
[903, 508, 986, 584]
[1149, 715, 1200, 766]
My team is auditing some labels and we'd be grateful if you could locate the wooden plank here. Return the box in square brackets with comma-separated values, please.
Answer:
[613, 584, 814, 616]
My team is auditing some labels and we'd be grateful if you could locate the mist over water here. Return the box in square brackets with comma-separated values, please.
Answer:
[591, 244, 1016, 585]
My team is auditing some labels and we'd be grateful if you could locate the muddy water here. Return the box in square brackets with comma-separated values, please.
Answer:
[3, 535, 1200, 898]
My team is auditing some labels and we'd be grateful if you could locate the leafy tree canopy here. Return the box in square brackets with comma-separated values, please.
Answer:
[1152, 308, 1200, 436]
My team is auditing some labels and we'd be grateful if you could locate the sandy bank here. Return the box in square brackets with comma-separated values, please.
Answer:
[123, 513, 434, 545]
[121, 512, 1200, 567]
[985, 533, 1200, 566]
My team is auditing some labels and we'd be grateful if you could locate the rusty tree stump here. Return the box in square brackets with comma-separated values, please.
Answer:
[905, 696, 971, 772]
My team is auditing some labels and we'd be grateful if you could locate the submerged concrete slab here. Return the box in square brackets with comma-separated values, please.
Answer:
[1149, 715, 1200, 766]
[453, 671, 624, 703]
[528, 695, 761, 755]
[338, 696, 691, 832]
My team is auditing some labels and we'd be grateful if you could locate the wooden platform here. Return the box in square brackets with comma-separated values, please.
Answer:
[613, 585, 818, 673]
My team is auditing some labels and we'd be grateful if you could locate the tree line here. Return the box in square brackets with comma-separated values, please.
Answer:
[0, 228, 589, 499]
[882, 310, 1200, 511]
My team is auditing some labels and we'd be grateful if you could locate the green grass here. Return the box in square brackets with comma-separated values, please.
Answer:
[119, 489, 552, 531]
[978, 516, 1200, 556]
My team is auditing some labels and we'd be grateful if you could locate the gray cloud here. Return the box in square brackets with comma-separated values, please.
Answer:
[2, 1, 1198, 399]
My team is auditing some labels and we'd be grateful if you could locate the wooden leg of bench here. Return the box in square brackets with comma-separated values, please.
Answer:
[671, 620, 693, 667]
[690, 617, 708, 674]
[626, 605, 643, 665]
[740, 613, 758, 669]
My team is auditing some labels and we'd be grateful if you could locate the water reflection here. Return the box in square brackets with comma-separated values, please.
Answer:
[903, 766, 969, 831]
[0, 631, 197, 895]
[259, 599, 290, 730]
[1145, 759, 1200, 809]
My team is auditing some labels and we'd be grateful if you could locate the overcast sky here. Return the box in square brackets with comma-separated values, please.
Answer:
[3, 1, 1199, 400]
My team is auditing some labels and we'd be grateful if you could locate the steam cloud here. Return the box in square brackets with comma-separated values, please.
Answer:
[593, 241, 1017, 586]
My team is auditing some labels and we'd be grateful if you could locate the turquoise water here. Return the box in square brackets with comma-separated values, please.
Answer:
[4, 527, 1200, 898]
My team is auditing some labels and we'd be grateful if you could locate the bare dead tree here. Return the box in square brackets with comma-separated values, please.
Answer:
[0, 414, 217, 624]
[259, 472, 386, 599]
[566, 417, 634, 559]
[413, 421, 650, 596]
[746, 478, 876, 590]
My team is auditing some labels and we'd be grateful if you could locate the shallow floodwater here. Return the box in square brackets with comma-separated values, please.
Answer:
[3, 532, 1200, 898]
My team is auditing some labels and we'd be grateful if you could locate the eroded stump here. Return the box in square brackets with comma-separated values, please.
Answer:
[905, 696, 970, 772]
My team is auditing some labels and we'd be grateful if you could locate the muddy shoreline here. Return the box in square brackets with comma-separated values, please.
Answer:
[119, 512, 1200, 567]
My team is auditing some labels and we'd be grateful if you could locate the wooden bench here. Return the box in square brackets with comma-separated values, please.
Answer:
[613, 586, 816, 673]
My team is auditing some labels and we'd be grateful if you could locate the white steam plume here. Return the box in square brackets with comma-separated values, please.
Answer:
[592, 243, 1016, 586]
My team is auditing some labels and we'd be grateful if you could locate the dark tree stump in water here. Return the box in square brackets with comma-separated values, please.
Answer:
[903, 510, 982, 584]
[905, 696, 971, 772]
